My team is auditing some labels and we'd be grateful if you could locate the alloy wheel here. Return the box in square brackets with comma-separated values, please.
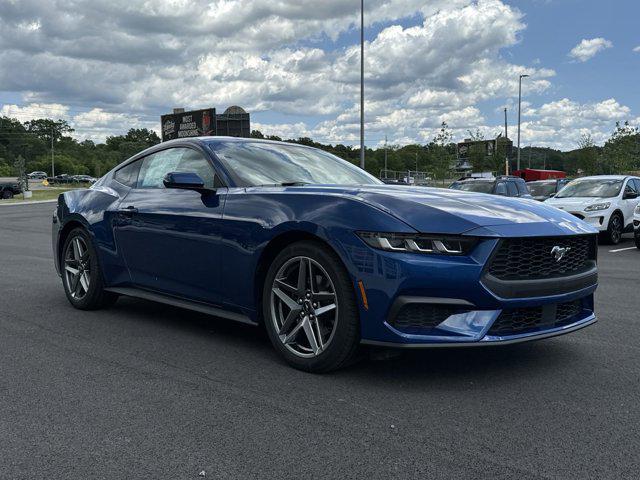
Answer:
[270, 256, 339, 358]
[64, 236, 91, 300]
[611, 216, 622, 243]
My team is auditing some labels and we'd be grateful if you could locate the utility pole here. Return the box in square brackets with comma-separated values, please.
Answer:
[528, 145, 532, 168]
[359, 0, 365, 170]
[517, 74, 529, 171]
[384, 134, 388, 172]
[415, 152, 418, 172]
[504, 108, 508, 138]
[51, 127, 55, 177]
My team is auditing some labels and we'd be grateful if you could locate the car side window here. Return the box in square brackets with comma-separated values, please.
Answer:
[495, 182, 507, 195]
[624, 180, 637, 197]
[634, 179, 640, 193]
[516, 180, 529, 196]
[506, 181, 518, 197]
[137, 148, 216, 189]
[114, 159, 142, 187]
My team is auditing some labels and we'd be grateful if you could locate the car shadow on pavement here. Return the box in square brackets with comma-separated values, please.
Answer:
[105, 295, 585, 387]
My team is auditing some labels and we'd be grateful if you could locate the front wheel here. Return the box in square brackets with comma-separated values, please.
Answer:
[61, 228, 118, 310]
[1, 189, 13, 199]
[635, 231, 640, 250]
[602, 213, 623, 245]
[262, 241, 360, 373]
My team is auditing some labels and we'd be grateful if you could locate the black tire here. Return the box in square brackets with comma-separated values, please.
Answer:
[1, 189, 13, 199]
[635, 232, 640, 250]
[262, 241, 360, 373]
[61, 227, 118, 310]
[602, 212, 624, 245]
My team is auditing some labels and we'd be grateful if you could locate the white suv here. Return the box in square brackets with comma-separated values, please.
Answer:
[545, 175, 640, 244]
[634, 203, 640, 249]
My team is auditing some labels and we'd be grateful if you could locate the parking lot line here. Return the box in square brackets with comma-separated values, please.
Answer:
[609, 246, 637, 253]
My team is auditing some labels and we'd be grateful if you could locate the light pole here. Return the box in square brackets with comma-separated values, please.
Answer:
[359, 0, 365, 169]
[516, 74, 529, 171]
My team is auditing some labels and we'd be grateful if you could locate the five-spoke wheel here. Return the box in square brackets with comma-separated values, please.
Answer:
[61, 228, 118, 310]
[271, 256, 338, 358]
[263, 241, 360, 372]
[64, 236, 91, 300]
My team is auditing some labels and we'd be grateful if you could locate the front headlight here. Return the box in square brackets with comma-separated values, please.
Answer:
[584, 202, 611, 212]
[357, 232, 478, 255]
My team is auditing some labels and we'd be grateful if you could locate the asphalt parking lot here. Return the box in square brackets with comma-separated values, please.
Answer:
[1, 202, 639, 479]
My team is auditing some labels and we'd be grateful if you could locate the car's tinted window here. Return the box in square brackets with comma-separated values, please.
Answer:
[210, 141, 381, 187]
[449, 181, 494, 193]
[626, 179, 638, 193]
[114, 159, 142, 187]
[137, 148, 216, 189]
[495, 182, 507, 195]
[634, 179, 640, 192]
[506, 182, 518, 196]
[528, 181, 556, 197]
[516, 180, 529, 196]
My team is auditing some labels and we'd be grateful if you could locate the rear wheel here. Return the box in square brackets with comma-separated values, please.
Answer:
[602, 212, 623, 245]
[61, 228, 118, 310]
[1, 189, 13, 199]
[262, 241, 360, 373]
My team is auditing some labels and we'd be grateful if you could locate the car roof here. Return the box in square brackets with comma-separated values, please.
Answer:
[575, 175, 634, 181]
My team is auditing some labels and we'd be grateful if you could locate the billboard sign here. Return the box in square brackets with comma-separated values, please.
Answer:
[161, 108, 216, 141]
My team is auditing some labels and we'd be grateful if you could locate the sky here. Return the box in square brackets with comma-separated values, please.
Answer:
[0, 0, 638, 151]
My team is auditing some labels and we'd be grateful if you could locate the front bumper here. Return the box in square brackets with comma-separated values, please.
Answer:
[562, 209, 612, 231]
[348, 236, 597, 346]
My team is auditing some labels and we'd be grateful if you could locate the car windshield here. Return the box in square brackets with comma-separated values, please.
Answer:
[527, 182, 557, 197]
[209, 141, 382, 187]
[449, 181, 494, 193]
[556, 179, 623, 198]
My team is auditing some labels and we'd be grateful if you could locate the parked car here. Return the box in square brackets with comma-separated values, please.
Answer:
[545, 175, 640, 244]
[0, 180, 23, 199]
[47, 174, 75, 184]
[72, 175, 98, 184]
[634, 204, 640, 249]
[449, 175, 532, 199]
[527, 178, 571, 201]
[53, 137, 598, 372]
[28, 171, 48, 180]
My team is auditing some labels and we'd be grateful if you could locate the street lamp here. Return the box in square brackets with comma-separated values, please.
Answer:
[516, 74, 529, 171]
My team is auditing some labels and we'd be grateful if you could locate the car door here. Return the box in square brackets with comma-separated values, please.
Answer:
[620, 179, 640, 229]
[113, 146, 228, 306]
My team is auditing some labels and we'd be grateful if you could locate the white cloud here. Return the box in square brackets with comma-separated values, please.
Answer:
[0, 1, 635, 150]
[633, 46, 640, 53]
[568, 37, 613, 62]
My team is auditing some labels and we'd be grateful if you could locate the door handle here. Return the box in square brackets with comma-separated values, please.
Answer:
[117, 206, 138, 215]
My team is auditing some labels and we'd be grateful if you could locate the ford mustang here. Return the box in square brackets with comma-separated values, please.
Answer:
[53, 137, 599, 372]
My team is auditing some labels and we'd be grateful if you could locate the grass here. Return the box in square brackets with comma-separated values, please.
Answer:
[0, 187, 78, 204]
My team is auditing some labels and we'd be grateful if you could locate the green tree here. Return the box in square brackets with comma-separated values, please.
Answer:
[466, 129, 486, 172]
[603, 121, 640, 173]
[575, 133, 599, 175]
[430, 122, 455, 183]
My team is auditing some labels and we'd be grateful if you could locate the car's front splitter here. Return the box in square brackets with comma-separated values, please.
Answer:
[361, 313, 596, 348]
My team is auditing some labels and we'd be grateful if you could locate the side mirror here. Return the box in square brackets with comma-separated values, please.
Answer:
[163, 172, 210, 192]
[623, 191, 639, 200]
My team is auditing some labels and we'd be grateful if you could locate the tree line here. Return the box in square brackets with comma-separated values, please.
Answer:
[1, 116, 638, 181]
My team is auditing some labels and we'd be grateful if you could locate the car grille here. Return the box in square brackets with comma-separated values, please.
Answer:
[390, 304, 468, 331]
[488, 300, 583, 336]
[487, 235, 595, 281]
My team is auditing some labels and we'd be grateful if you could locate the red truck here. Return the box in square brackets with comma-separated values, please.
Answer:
[512, 168, 566, 182]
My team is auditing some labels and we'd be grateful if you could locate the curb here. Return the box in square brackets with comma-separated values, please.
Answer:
[0, 199, 58, 207]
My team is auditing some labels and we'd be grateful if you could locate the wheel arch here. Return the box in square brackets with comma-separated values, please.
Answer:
[253, 230, 349, 324]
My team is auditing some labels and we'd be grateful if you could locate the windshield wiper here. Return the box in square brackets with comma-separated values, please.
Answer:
[255, 181, 310, 187]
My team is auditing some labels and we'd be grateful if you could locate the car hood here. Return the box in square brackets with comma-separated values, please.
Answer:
[545, 196, 612, 209]
[283, 185, 596, 236]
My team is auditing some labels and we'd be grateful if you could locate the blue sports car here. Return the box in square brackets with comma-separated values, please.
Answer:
[53, 137, 599, 372]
